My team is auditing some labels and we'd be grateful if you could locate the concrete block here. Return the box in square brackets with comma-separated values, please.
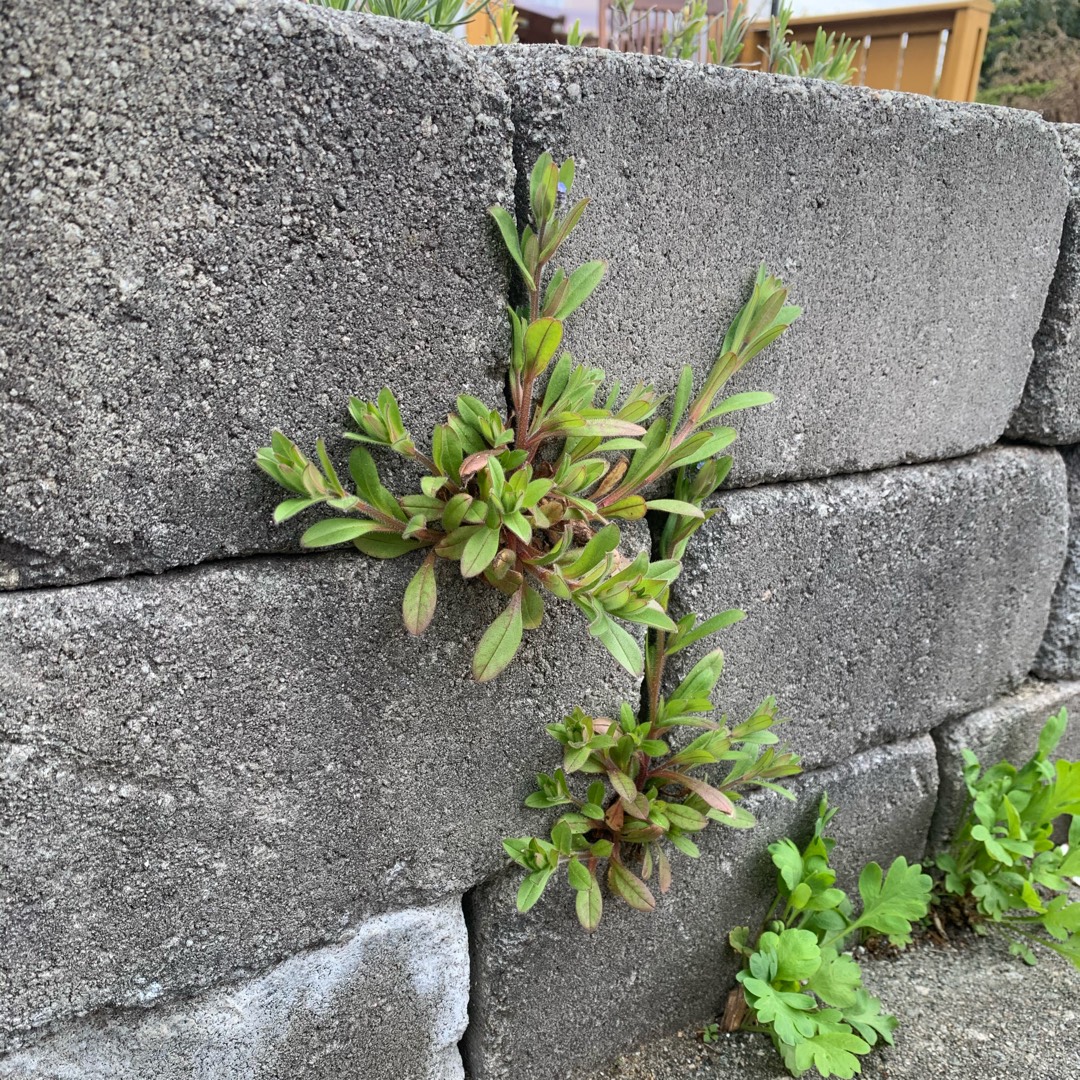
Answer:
[487, 47, 1067, 488]
[1009, 125, 1080, 444]
[929, 679, 1080, 850]
[0, 901, 468, 1080]
[667, 445, 1067, 772]
[0, 552, 640, 1048]
[463, 736, 938, 1080]
[0, 0, 514, 588]
[1036, 445, 1080, 678]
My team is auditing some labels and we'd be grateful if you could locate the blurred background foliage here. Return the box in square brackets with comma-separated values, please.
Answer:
[979, 0, 1080, 121]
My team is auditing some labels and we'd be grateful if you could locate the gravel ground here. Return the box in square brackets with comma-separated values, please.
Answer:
[579, 930, 1080, 1080]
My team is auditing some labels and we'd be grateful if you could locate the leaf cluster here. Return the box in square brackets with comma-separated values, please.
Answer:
[935, 707, 1080, 967]
[760, 4, 858, 82]
[727, 797, 932, 1078]
[258, 154, 799, 682]
[306, 0, 489, 32]
[505, 649, 800, 930]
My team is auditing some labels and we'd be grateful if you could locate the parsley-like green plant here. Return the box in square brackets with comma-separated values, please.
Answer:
[257, 154, 800, 682]
[723, 797, 932, 1079]
[934, 707, 1080, 967]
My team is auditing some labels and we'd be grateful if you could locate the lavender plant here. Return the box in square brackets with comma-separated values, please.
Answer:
[258, 154, 800, 683]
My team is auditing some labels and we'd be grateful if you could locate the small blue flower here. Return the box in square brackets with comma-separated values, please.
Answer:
[557, 181, 567, 194]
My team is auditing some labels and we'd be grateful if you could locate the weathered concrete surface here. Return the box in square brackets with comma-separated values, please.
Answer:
[0, 552, 640, 1049]
[578, 928, 1080, 1080]
[668, 446, 1067, 772]
[1010, 124, 1080, 444]
[488, 47, 1067, 488]
[929, 679, 1080, 849]
[464, 736, 938, 1080]
[0, 0, 514, 589]
[1036, 446, 1080, 679]
[0, 901, 468, 1080]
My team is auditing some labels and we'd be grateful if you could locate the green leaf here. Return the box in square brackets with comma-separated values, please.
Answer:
[567, 857, 592, 891]
[608, 769, 639, 802]
[854, 857, 933, 945]
[273, 497, 320, 523]
[608, 859, 656, 912]
[576, 871, 603, 931]
[807, 948, 862, 1008]
[667, 831, 701, 858]
[489, 205, 535, 289]
[516, 867, 554, 913]
[553, 260, 606, 320]
[353, 532, 424, 559]
[473, 591, 524, 682]
[788, 1028, 871, 1079]
[840, 989, 897, 1047]
[651, 770, 735, 816]
[1038, 707, 1068, 758]
[702, 390, 776, 421]
[737, 977, 817, 1046]
[461, 527, 500, 579]
[300, 518, 386, 548]
[768, 928, 822, 983]
[644, 499, 705, 519]
[348, 447, 406, 521]
[402, 552, 437, 635]
[524, 318, 564, 377]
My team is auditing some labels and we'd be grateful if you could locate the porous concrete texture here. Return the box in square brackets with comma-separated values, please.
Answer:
[488, 46, 1067, 488]
[579, 928, 1080, 1080]
[667, 445, 1068, 772]
[929, 679, 1080, 849]
[463, 735, 937, 1080]
[0, 552, 640, 1049]
[1036, 445, 1080, 679]
[0, 0, 514, 589]
[1010, 124, 1080, 444]
[0, 901, 469, 1080]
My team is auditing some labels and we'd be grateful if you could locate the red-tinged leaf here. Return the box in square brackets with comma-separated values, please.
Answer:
[576, 871, 603, 931]
[473, 591, 524, 682]
[608, 769, 638, 802]
[657, 844, 673, 894]
[608, 859, 656, 912]
[402, 552, 437, 635]
[621, 792, 651, 820]
[653, 770, 736, 816]
[459, 449, 496, 480]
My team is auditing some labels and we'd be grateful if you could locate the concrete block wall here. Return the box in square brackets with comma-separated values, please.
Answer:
[3, 1, 1080, 1077]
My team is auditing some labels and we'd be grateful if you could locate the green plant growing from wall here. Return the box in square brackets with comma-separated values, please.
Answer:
[503, 513, 802, 927]
[719, 797, 932, 1078]
[258, 154, 799, 683]
[934, 708, 1080, 967]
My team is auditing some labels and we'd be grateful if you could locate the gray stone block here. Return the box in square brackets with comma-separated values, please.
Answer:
[1036, 445, 1080, 678]
[1009, 125, 1080, 444]
[929, 679, 1080, 850]
[668, 445, 1067, 772]
[0, 552, 640, 1048]
[463, 735, 938, 1080]
[0, 900, 468, 1080]
[486, 47, 1067, 488]
[0, 0, 514, 589]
